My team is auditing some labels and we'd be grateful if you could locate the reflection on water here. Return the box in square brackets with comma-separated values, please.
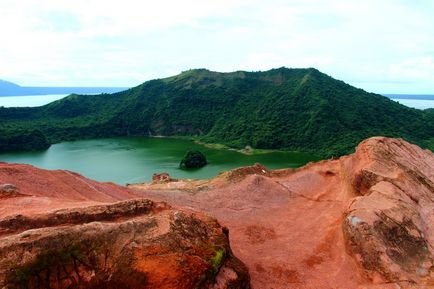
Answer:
[0, 137, 318, 185]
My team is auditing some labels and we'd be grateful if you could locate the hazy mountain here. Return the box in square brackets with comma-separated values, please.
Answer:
[0, 79, 22, 96]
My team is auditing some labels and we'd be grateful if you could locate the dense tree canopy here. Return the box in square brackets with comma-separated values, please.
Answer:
[179, 151, 207, 169]
[0, 128, 50, 152]
[0, 68, 433, 157]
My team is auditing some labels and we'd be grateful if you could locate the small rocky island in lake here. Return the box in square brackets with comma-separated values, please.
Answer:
[179, 150, 207, 169]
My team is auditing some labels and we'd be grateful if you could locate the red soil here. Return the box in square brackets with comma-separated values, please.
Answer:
[0, 163, 250, 289]
[2, 137, 433, 289]
[130, 137, 434, 289]
[0, 162, 138, 218]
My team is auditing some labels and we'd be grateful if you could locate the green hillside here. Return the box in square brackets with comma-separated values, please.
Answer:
[1, 67, 433, 157]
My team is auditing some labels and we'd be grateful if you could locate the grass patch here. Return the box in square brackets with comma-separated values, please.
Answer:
[210, 248, 226, 274]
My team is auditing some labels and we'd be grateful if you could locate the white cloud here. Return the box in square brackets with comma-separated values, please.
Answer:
[389, 56, 434, 79]
[0, 0, 433, 93]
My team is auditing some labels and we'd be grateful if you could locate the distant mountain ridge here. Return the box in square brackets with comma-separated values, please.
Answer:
[1, 67, 434, 157]
[0, 79, 127, 96]
[0, 79, 21, 88]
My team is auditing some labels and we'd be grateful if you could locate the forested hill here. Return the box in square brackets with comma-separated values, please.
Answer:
[1, 67, 433, 157]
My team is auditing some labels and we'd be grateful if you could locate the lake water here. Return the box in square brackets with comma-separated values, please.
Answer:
[0, 137, 317, 184]
[385, 94, 434, 109]
[0, 94, 68, 107]
[390, 98, 434, 110]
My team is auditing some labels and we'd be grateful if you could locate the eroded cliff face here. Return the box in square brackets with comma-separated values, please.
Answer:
[0, 163, 250, 289]
[130, 137, 434, 289]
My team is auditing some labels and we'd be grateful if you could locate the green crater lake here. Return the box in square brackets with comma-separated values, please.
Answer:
[0, 137, 318, 184]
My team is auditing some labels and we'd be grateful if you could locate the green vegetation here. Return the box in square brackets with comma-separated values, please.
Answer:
[179, 150, 207, 169]
[1, 67, 434, 157]
[210, 248, 226, 274]
[0, 128, 50, 152]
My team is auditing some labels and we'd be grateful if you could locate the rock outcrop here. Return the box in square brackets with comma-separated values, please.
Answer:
[130, 137, 434, 289]
[2, 137, 434, 289]
[0, 162, 139, 219]
[0, 184, 23, 199]
[343, 137, 434, 285]
[0, 163, 250, 289]
[152, 172, 176, 183]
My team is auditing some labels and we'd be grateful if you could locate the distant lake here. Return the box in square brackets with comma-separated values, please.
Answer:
[385, 94, 434, 110]
[0, 137, 318, 185]
[1, 93, 434, 109]
[390, 98, 434, 110]
[0, 94, 68, 107]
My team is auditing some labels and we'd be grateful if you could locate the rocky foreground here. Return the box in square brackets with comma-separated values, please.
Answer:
[130, 137, 434, 289]
[0, 137, 433, 289]
[0, 164, 249, 288]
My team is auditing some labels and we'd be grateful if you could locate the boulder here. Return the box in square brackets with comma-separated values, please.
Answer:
[152, 172, 175, 183]
[0, 199, 250, 289]
[0, 183, 20, 198]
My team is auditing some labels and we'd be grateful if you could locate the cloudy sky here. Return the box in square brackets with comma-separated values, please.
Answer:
[0, 0, 433, 93]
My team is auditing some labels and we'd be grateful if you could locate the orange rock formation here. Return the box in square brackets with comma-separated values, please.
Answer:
[0, 163, 249, 289]
[129, 137, 434, 289]
[1, 137, 433, 289]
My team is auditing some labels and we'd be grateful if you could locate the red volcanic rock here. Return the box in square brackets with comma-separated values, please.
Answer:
[0, 162, 137, 202]
[0, 183, 23, 199]
[0, 162, 139, 219]
[0, 184, 18, 194]
[130, 137, 434, 289]
[152, 172, 175, 183]
[2, 137, 433, 289]
[217, 163, 270, 182]
[0, 199, 249, 289]
[343, 137, 434, 285]
[0, 163, 250, 289]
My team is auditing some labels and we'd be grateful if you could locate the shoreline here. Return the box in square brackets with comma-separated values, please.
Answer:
[148, 135, 301, 156]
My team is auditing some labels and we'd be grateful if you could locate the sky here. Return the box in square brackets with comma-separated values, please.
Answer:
[0, 0, 433, 94]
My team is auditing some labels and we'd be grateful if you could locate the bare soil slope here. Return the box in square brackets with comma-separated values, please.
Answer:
[130, 137, 434, 289]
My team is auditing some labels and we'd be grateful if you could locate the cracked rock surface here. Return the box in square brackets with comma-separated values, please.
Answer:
[130, 137, 434, 289]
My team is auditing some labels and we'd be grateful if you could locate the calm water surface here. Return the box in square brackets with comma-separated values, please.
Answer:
[391, 98, 434, 110]
[0, 94, 68, 107]
[0, 137, 318, 184]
